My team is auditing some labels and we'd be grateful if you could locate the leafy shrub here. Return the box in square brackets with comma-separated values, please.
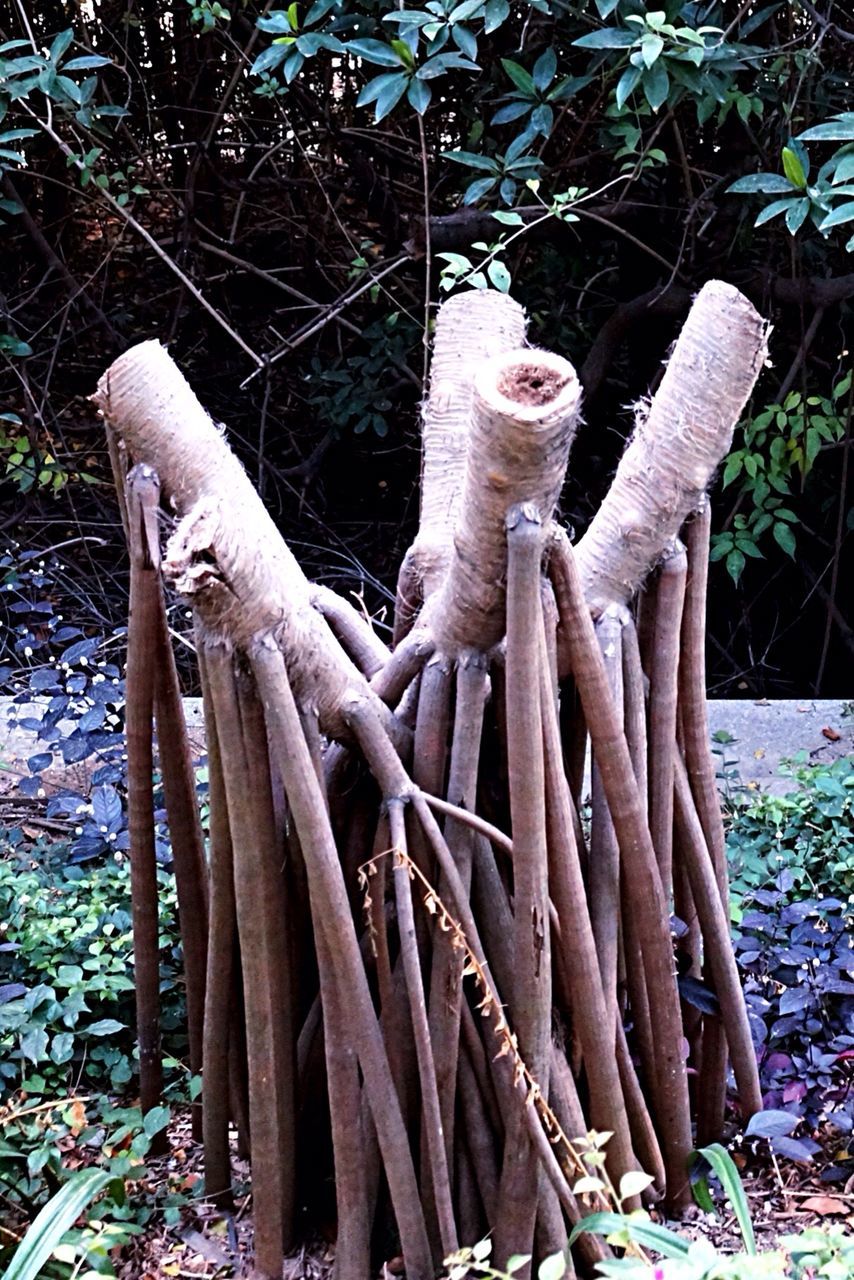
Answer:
[2, 542, 203, 865]
[2, 543, 129, 847]
[710, 372, 852, 584]
[0, 1086, 199, 1275]
[0, 842, 196, 1275]
[450, 1146, 854, 1280]
[568, 1144, 854, 1280]
[307, 310, 419, 439]
[3, 1166, 118, 1280]
[734, 888, 854, 1141]
[0, 839, 184, 1101]
[724, 757, 854, 1150]
[727, 756, 854, 904]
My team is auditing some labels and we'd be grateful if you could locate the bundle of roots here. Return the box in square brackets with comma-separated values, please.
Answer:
[93, 279, 768, 1280]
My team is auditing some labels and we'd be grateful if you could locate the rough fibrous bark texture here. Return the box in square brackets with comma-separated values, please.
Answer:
[424, 348, 582, 653]
[416, 292, 527, 594]
[576, 280, 768, 617]
[94, 342, 387, 740]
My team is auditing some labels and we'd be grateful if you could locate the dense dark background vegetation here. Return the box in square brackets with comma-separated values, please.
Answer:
[0, 0, 852, 695]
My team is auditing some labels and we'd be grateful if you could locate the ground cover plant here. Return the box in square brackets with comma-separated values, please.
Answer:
[725, 757, 854, 1160]
[0, 834, 200, 1275]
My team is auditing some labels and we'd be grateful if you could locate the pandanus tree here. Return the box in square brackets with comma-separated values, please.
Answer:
[93, 278, 768, 1280]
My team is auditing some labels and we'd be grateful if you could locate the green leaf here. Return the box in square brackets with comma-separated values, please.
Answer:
[502, 58, 535, 96]
[283, 51, 307, 85]
[754, 197, 800, 227]
[619, 1170, 655, 1200]
[573, 28, 637, 49]
[569, 1212, 690, 1258]
[390, 38, 415, 68]
[692, 1174, 715, 1213]
[484, 0, 510, 33]
[64, 54, 112, 70]
[407, 76, 432, 114]
[695, 1144, 756, 1253]
[417, 51, 479, 77]
[452, 24, 478, 59]
[4, 1167, 113, 1280]
[87, 1018, 125, 1035]
[50, 1032, 75, 1064]
[143, 1105, 171, 1137]
[709, 535, 734, 559]
[49, 29, 75, 64]
[449, 0, 483, 22]
[357, 70, 403, 106]
[728, 172, 795, 195]
[805, 426, 822, 469]
[20, 1027, 48, 1063]
[0, 336, 33, 356]
[462, 175, 497, 203]
[506, 1258, 532, 1275]
[251, 44, 288, 73]
[797, 117, 854, 143]
[347, 38, 402, 66]
[532, 48, 556, 92]
[573, 1175, 605, 1194]
[785, 198, 810, 234]
[442, 149, 499, 172]
[819, 201, 854, 231]
[538, 1252, 567, 1280]
[304, 0, 337, 24]
[287, 1, 300, 28]
[640, 32, 664, 67]
[615, 64, 642, 109]
[257, 12, 294, 32]
[375, 72, 408, 118]
[831, 154, 854, 184]
[492, 209, 524, 225]
[505, 128, 535, 163]
[781, 146, 806, 189]
[726, 548, 746, 583]
[487, 260, 511, 291]
[642, 61, 669, 111]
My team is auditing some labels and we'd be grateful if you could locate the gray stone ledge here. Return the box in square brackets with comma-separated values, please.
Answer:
[1, 697, 851, 798]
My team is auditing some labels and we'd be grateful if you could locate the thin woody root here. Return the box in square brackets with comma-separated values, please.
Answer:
[358, 845, 613, 1208]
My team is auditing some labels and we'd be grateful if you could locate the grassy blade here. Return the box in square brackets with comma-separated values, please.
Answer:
[695, 1144, 756, 1255]
[568, 1212, 691, 1259]
[5, 1167, 113, 1280]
